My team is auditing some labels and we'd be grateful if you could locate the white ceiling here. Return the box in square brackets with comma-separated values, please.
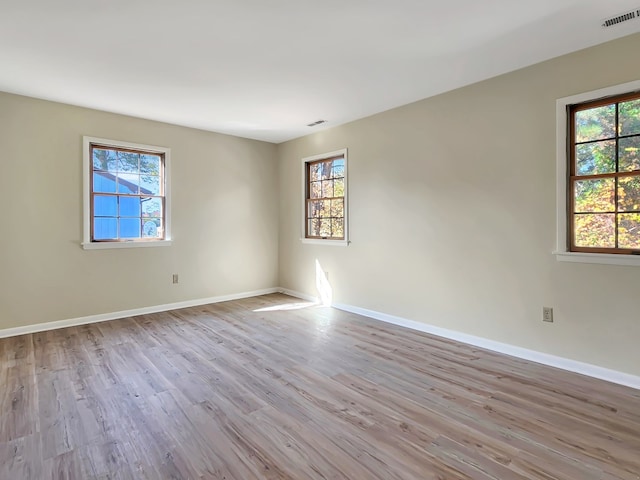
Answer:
[1, 0, 640, 143]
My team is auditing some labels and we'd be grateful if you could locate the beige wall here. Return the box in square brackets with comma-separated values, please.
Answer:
[0, 93, 279, 329]
[277, 33, 640, 376]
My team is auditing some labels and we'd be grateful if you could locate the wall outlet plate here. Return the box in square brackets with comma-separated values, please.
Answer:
[543, 306, 554, 322]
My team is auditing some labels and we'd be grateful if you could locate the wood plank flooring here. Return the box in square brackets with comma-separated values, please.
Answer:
[1, 293, 639, 479]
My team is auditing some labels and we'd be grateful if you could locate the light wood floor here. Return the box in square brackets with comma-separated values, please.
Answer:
[1, 294, 639, 479]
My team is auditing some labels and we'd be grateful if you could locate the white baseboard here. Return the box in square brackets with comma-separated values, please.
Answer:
[279, 289, 640, 390]
[4, 285, 639, 391]
[0, 287, 280, 339]
[332, 302, 640, 390]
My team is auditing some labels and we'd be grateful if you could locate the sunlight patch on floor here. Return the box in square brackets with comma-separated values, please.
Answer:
[253, 302, 316, 312]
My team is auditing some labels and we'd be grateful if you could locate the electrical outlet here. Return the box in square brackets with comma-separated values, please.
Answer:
[324, 271, 329, 280]
[543, 307, 553, 323]
[172, 274, 179, 284]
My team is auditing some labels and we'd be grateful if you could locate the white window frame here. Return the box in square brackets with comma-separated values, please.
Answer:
[82, 136, 172, 250]
[301, 148, 349, 246]
[554, 80, 640, 266]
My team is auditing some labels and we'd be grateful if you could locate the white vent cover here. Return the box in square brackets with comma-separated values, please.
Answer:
[602, 9, 640, 27]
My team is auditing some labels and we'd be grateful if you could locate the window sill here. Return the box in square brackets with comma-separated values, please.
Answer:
[82, 240, 173, 250]
[301, 238, 349, 247]
[553, 251, 640, 266]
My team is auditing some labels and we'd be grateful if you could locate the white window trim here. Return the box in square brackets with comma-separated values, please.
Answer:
[554, 80, 640, 266]
[82, 136, 172, 250]
[301, 148, 349, 246]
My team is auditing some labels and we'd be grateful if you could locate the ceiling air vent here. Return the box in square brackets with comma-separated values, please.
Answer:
[307, 119, 327, 127]
[602, 9, 640, 28]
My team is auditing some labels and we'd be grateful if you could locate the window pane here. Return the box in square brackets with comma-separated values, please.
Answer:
[321, 180, 334, 198]
[618, 176, 640, 212]
[308, 200, 322, 219]
[619, 136, 640, 172]
[309, 181, 322, 199]
[319, 161, 332, 180]
[574, 178, 615, 213]
[94, 195, 117, 216]
[322, 200, 331, 217]
[93, 148, 117, 173]
[117, 174, 140, 194]
[119, 218, 141, 238]
[331, 159, 345, 178]
[574, 214, 615, 248]
[619, 99, 640, 136]
[319, 218, 331, 237]
[93, 172, 117, 193]
[94, 217, 117, 240]
[142, 198, 162, 217]
[309, 163, 321, 182]
[117, 151, 139, 172]
[619, 213, 640, 249]
[330, 199, 344, 218]
[575, 104, 616, 143]
[140, 175, 160, 195]
[141, 154, 161, 175]
[334, 178, 345, 197]
[331, 218, 344, 238]
[575, 140, 615, 175]
[308, 200, 330, 219]
[308, 219, 321, 237]
[119, 196, 141, 217]
[143, 218, 162, 238]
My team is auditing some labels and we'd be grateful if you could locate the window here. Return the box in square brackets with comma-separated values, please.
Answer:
[302, 149, 348, 245]
[82, 137, 171, 249]
[570, 92, 640, 253]
[555, 80, 640, 266]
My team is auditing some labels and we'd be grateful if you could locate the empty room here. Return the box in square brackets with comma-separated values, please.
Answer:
[1, 1, 640, 479]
